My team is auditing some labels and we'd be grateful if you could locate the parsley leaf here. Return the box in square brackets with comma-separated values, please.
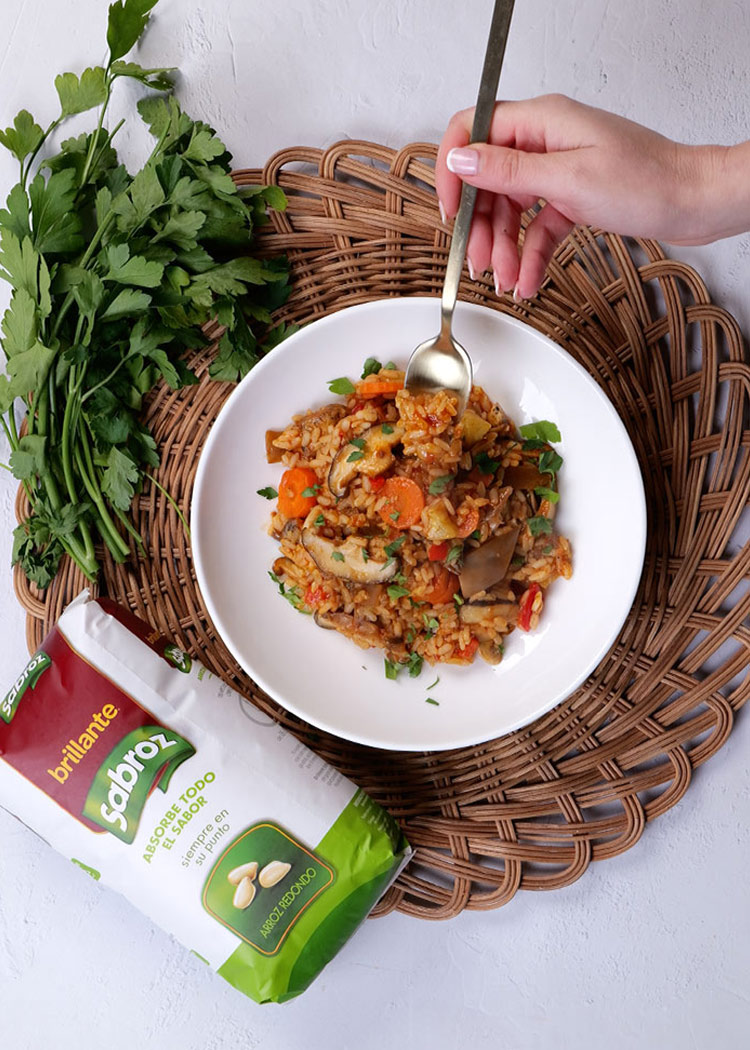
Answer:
[381, 424, 394, 434]
[384, 658, 401, 680]
[474, 451, 499, 475]
[0, 111, 44, 165]
[384, 536, 406, 558]
[301, 484, 320, 497]
[453, 592, 464, 606]
[528, 516, 553, 537]
[107, 0, 159, 63]
[361, 548, 370, 561]
[349, 436, 366, 449]
[539, 450, 564, 476]
[361, 356, 382, 379]
[332, 551, 345, 562]
[407, 652, 423, 677]
[389, 511, 401, 521]
[428, 474, 454, 495]
[519, 419, 561, 443]
[387, 584, 410, 600]
[534, 486, 560, 503]
[257, 486, 278, 500]
[347, 450, 365, 462]
[445, 545, 462, 565]
[314, 513, 325, 527]
[328, 376, 355, 395]
[425, 697, 440, 706]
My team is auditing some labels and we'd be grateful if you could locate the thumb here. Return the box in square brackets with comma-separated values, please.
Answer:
[446, 142, 564, 203]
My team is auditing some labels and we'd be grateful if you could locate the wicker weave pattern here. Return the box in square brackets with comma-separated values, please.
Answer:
[14, 142, 750, 920]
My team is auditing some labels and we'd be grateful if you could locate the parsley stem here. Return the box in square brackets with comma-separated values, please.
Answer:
[79, 80, 113, 189]
[0, 415, 17, 453]
[144, 472, 191, 540]
[74, 437, 130, 561]
[21, 116, 62, 188]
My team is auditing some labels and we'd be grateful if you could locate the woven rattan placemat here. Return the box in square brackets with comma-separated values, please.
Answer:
[14, 141, 750, 919]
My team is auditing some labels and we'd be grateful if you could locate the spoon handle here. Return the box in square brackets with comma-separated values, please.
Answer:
[440, 0, 515, 339]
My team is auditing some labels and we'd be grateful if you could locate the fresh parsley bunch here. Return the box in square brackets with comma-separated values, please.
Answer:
[0, 0, 291, 588]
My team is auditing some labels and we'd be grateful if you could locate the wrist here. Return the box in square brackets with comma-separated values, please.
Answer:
[678, 142, 750, 244]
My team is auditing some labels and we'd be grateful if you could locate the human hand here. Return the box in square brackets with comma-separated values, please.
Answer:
[436, 94, 739, 299]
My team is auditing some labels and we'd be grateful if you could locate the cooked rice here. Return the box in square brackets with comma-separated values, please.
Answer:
[264, 367, 572, 672]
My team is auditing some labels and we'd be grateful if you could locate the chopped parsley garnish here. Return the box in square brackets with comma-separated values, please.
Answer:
[347, 450, 365, 462]
[387, 584, 410, 600]
[534, 486, 560, 503]
[267, 571, 311, 615]
[425, 697, 440, 706]
[407, 652, 424, 678]
[394, 571, 407, 585]
[428, 474, 454, 495]
[362, 548, 370, 561]
[469, 529, 481, 541]
[522, 438, 547, 452]
[332, 551, 345, 562]
[426, 676, 440, 690]
[361, 357, 382, 379]
[349, 436, 366, 449]
[406, 627, 417, 644]
[328, 376, 356, 396]
[257, 486, 278, 499]
[445, 545, 463, 566]
[384, 658, 400, 680]
[474, 451, 499, 475]
[539, 450, 563, 476]
[314, 513, 325, 527]
[390, 511, 401, 521]
[384, 536, 406, 558]
[542, 544, 553, 555]
[381, 424, 395, 434]
[510, 555, 524, 568]
[519, 420, 561, 443]
[528, 516, 553, 537]
[409, 597, 426, 607]
[384, 361, 397, 370]
[301, 484, 320, 497]
[422, 614, 439, 637]
[453, 592, 464, 606]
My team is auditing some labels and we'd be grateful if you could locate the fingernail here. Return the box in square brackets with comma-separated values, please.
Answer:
[439, 200, 447, 225]
[447, 147, 479, 175]
[513, 283, 522, 302]
[467, 256, 476, 281]
[493, 270, 501, 296]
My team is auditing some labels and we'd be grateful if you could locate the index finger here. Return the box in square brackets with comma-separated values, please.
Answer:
[435, 108, 473, 219]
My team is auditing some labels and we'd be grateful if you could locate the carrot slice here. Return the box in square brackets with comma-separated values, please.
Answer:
[278, 466, 319, 519]
[356, 377, 404, 398]
[423, 565, 460, 604]
[456, 502, 480, 539]
[378, 476, 425, 528]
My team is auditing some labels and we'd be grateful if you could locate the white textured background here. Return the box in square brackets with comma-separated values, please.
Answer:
[1, 1, 749, 1047]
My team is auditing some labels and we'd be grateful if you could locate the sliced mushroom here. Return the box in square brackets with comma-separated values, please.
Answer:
[313, 610, 384, 649]
[459, 525, 520, 598]
[282, 519, 301, 543]
[328, 424, 404, 497]
[265, 429, 284, 463]
[503, 463, 548, 490]
[478, 640, 504, 665]
[459, 600, 518, 625]
[301, 530, 397, 583]
[272, 556, 296, 578]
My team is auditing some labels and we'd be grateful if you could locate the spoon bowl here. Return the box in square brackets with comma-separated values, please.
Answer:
[404, 330, 473, 416]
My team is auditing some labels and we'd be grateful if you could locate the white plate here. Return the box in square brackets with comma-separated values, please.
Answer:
[192, 298, 646, 751]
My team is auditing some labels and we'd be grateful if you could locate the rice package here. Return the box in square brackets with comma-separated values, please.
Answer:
[0, 592, 411, 1003]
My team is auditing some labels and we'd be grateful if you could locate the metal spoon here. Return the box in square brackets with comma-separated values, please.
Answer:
[404, 0, 515, 417]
